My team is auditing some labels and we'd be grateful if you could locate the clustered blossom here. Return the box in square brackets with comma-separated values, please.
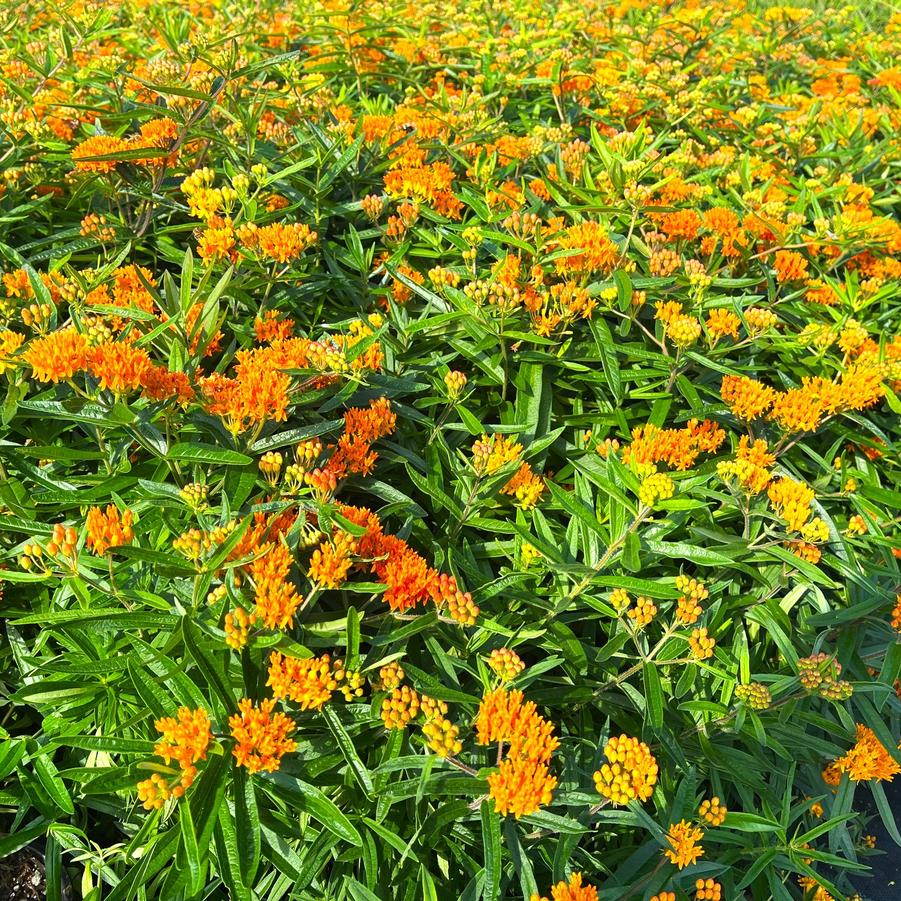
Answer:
[530, 873, 598, 901]
[722, 366, 885, 433]
[137, 707, 212, 809]
[476, 688, 559, 818]
[229, 698, 297, 774]
[85, 505, 134, 556]
[830, 725, 901, 783]
[664, 819, 705, 869]
[593, 734, 658, 805]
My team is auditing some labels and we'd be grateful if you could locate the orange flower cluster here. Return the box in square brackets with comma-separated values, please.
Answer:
[22, 329, 89, 383]
[267, 651, 360, 711]
[655, 301, 702, 347]
[338, 504, 478, 622]
[472, 433, 523, 475]
[831, 725, 901, 783]
[699, 795, 727, 826]
[892, 595, 901, 633]
[255, 310, 295, 343]
[72, 119, 180, 173]
[488, 648, 525, 682]
[553, 221, 618, 276]
[723, 366, 885, 433]
[593, 734, 658, 805]
[717, 436, 775, 495]
[71, 134, 129, 172]
[622, 420, 725, 471]
[664, 819, 705, 869]
[252, 541, 303, 630]
[87, 341, 152, 395]
[153, 707, 212, 776]
[530, 873, 598, 901]
[500, 461, 545, 509]
[202, 348, 290, 434]
[137, 707, 212, 809]
[381, 685, 421, 729]
[767, 477, 815, 532]
[476, 688, 558, 818]
[772, 249, 809, 283]
[706, 308, 741, 341]
[240, 222, 318, 263]
[229, 698, 297, 773]
[308, 532, 357, 588]
[383, 161, 461, 218]
[85, 505, 134, 555]
[327, 397, 397, 478]
[674, 575, 708, 625]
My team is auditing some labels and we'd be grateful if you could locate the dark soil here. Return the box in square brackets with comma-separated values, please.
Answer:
[848, 778, 901, 901]
[0, 848, 45, 901]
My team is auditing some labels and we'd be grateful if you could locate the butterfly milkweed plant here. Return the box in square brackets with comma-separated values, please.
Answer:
[0, 0, 899, 898]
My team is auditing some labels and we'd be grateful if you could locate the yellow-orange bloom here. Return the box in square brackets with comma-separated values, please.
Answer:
[699, 795, 727, 826]
[87, 341, 152, 394]
[593, 734, 658, 805]
[72, 134, 129, 172]
[154, 707, 212, 773]
[721, 375, 775, 421]
[229, 698, 297, 773]
[308, 532, 357, 589]
[252, 542, 303, 629]
[767, 476, 814, 532]
[530, 873, 598, 901]
[487, 755, 557, 819]
[832, 725, 901, 782]
[267, 650, 339, 711]
[85, 505, 134, 555]
[23, 329, 89, 383]
[773, 249, 809, 283]
[664, 819, 705, 869]
[476, 688, 558, 764]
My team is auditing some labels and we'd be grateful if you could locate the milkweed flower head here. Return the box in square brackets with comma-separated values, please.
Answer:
[23, 329, 89, 382]
[736, 682, 772, 710]
[381, 685, 421, 730]
[488, 648, 525, 683]
[267, 651, 341, 711]
[229, 698, 297, 773]
[530, 873, 598, 901]
[477, 687, 558, 817]
[137, 706, 212, 809]
[472, 433, 523, 475]
[832, 725, 901, 782]
[699, 795, 727, 826]
[664, 819, 705, 869]
[85, 505, 134, 555]
[593, 734, 658, 805]
[695, 879, 722, 901]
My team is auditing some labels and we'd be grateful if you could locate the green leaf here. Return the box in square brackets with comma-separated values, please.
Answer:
[264, 772, 362, 846]
[182, 618, 238, 715]
[871, 781, 901, 846]
[480, 799, 501, 901]
[167, 443, 253, 466]
[322, 706, 374, 798]
[643, 663, 664, 730]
